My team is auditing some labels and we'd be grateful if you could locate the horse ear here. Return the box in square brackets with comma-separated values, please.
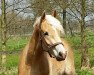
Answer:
[40, 10, 46, 23]
[52, 10, 56, 17]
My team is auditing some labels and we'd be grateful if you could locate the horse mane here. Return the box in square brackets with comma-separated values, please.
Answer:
[33, 15, 65, 35]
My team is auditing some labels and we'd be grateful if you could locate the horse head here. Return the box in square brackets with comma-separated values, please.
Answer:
[36, 10, 67, 61]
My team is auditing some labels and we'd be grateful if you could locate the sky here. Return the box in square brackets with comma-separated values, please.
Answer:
[0, 0, 94, 21]
[0, 0, 33, 18]
[0, 0, 1, 14]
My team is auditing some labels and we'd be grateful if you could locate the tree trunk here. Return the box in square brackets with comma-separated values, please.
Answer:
[63, 9, 67, 34]
[62, 0, 68, 34]
[80, 0, 90, 69]
[68, 21, 74, 37]
[1, 0, 7, 71]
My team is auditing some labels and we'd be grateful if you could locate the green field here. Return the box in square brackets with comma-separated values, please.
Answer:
[0, 35, 94, 75]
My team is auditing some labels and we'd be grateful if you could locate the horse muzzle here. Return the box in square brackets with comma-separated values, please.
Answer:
[55, 51, 67, 61]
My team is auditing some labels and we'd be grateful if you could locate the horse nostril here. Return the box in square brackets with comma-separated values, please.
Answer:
[56, 52, 67, 61]
[59, 52, 67, 59]
[63, 53, 66, 59]
[59, 52, 63, 57]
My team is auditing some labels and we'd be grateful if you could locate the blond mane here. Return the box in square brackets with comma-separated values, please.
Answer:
[33, 15, 65, 35]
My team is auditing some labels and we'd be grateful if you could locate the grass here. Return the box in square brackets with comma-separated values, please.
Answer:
[7, 36, 29, 50]
[76, 69, 94, 75]
[5, 54, 19, 69]
[0, 34, 94, 75]
[65, 34, 94, 74]
[0, 36, 29, 50]
[0, 36, 29, 75]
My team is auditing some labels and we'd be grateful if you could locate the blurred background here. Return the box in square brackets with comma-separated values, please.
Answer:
[0, 0, 94, 75]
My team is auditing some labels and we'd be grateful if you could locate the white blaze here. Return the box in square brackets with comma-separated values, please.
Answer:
[55, 44, 66, 54]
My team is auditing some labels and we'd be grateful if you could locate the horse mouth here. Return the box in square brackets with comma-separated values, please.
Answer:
[56, 56, 66, 61]
[56, 52, 67, 61]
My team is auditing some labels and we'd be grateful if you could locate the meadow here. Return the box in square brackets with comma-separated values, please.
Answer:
[0, 34, 94, 75]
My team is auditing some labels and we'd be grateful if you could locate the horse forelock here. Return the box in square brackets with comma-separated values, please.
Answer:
[46, 15, 65, 35]
[33, 15, 65, 35]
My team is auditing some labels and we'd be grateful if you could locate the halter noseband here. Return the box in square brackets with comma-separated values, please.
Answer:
[39, 29, 63, 57]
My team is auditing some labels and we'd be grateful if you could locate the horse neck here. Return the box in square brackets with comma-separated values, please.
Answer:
[29, 27, 46, 59]
[30, 29, 50, 74]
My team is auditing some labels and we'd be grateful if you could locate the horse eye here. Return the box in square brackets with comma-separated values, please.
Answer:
[44, 32, 49, 35]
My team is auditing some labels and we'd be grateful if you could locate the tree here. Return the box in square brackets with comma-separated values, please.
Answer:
[53, 0, 69, 34]
[65, 0, 91, 69]
[1, 0, 7, 71]
[80, 0, 90, 69]
[30, 0, 53, 17]
[62, 0, 68, 34]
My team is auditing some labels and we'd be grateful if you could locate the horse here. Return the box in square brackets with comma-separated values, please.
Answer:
[18, 10, 75, 75]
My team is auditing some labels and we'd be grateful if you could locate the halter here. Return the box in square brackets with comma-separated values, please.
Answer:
[39, 29, 63, 57]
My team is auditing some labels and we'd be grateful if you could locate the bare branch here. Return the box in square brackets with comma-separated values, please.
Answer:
[72, 1, 81, 15]
[7, 5, 31, 25]
[68, 7, 80, 21]
[6, 5, 31, 14]
[66, 11, 80, 21]
[6, 0, 24, 9]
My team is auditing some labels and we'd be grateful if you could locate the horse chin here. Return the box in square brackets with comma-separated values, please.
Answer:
[56, 55, 66, 61]
[53, 49, 67, 61]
